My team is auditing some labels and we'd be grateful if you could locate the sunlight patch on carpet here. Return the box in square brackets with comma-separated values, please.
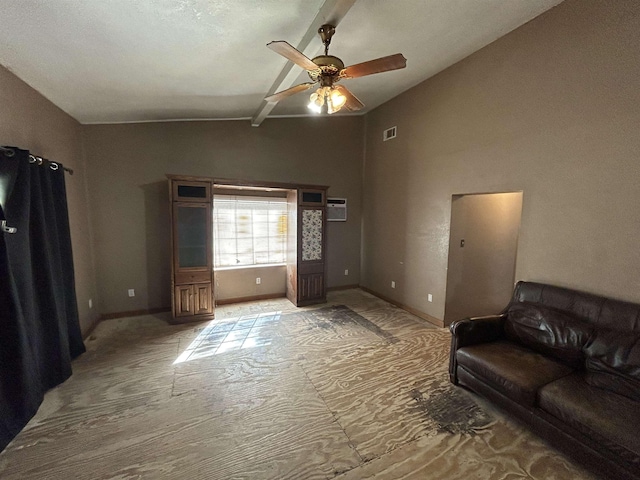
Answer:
[173, 311, 281, 364]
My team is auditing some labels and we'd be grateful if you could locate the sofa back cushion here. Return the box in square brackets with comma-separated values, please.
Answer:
[512, 281, 640, 332]
[505, 302, 594, 368]
[585, 330, 640, 402]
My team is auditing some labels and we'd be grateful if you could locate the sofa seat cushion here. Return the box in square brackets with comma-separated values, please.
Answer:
[505, 302, 594, 368]
[456, 340, 574, 406]
[538, 372, 640, 467]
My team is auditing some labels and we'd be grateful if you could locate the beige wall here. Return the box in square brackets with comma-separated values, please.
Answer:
[0, 65, 98, 334]
[6, 0, 637, 325]
[363, 0, 640, 320]
[444, 192, 522, 324]
[215, 266, 286, 302]
[82, 117, 363, 315]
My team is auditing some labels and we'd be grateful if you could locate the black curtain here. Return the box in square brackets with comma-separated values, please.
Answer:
[0, 147, 85, 452]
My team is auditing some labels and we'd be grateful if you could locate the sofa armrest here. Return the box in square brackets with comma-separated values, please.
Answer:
[450, 314, 507, 347]
[449, 314, 507, 384]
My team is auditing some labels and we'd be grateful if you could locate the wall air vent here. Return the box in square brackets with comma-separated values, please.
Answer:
[327, 198, 347, 222]
[383, 126, 397, 141]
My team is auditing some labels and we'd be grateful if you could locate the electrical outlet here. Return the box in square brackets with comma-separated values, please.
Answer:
[128, 289, 135, 297]
[391, 281, 396, 289]
[256, 277, 261, 285]
[428, 294, 433, 302]
[88, 298, 93, 309]
[344, 269, 349, 276]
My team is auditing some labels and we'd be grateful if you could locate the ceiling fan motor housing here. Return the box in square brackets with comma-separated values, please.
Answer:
[308, 55, 344, 83]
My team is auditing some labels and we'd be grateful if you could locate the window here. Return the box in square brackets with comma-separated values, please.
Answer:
[213, 195, 288, 268]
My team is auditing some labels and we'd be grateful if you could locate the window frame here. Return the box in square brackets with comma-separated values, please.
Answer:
[213, 194, 288, 269]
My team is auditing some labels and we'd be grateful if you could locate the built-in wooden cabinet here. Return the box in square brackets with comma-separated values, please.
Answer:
[169, 177, 214, 323]
[169, 176, 328, 317]
[174, 283, 213, 317]
[292, 188, 327, 306]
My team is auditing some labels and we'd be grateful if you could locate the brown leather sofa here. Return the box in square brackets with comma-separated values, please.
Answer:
[449, 281, 640, 480]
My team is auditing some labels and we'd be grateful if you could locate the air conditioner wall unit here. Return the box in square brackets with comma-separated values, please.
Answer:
[327, 198, 347, 222]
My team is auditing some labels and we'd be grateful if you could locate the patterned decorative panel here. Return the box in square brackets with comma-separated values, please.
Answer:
[302, 209, 323, 261]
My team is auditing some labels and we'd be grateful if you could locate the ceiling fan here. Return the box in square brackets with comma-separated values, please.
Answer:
[265, 24, 406, 114]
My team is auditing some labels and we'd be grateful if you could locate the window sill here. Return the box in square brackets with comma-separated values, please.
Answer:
[214, 263, 286, 272]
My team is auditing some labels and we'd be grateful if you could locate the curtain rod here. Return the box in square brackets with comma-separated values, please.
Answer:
[1, 146, 73, 175]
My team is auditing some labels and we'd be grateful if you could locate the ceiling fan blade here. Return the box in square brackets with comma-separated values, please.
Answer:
[341, 53, 407, 79]
[265, 82, 316, 103]
[267, 41, 319, 71]
[334, 85, 364, 112]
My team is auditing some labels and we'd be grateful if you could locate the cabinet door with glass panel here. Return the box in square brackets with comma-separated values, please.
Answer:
[173, 202, 211, 273]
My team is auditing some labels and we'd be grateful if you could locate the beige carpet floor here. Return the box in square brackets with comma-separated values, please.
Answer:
[0, 289, 595, 479]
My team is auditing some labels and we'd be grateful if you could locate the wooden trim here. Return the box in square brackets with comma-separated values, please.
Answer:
[359, 286, 444, 328]
[214, 178, 329, 191]
[168, 312, 214, 325]
[100, 307, 171, 320]
[213, 188, 287, 198]
[286, 189, 298, 305]
[167, 174, 329, 192]
[216, 293, 287, 305]
[81, 315, 101, 340]
[169, 179, 176, 316]
[327, 284, 360, 291]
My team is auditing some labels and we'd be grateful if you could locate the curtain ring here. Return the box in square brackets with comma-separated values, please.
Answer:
[1, 220, 17, 234]
[1, 147, 15, 157]
[50, 162, 59, 171]
[29, 154, 37, 164]
[36, 156, 44, 165]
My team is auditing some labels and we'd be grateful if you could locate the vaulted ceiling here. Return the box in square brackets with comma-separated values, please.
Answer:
[0, 0, 563, 125]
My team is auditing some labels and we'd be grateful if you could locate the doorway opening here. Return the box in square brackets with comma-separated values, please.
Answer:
[444, 191, 523, 325]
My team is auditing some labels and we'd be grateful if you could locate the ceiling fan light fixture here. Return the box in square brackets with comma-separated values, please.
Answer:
[326, 87, 346, 114]
[307, 93, 322, 112]
[309, 89, 325, 110]
[308, 86, 346, 115]
[330, 88, 346, 110]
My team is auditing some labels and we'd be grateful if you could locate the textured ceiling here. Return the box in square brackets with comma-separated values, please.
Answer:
[0, 0, 563, 124]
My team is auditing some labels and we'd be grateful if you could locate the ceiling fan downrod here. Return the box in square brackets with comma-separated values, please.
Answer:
[318, 24, 335, 55]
